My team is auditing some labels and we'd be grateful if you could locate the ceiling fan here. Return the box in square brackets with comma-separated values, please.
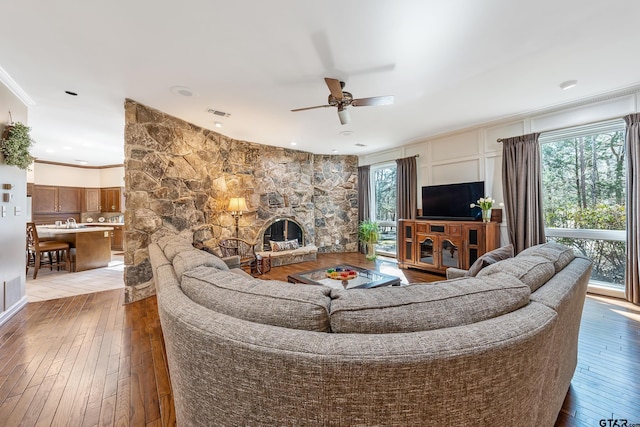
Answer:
[291, 77, 394, 125]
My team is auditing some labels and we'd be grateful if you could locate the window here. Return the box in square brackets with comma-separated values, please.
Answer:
[370, 163, 397, 256]
[540, 119, 626, 290]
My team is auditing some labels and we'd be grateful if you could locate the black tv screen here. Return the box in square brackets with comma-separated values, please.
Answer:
[420, 181, 485, 220]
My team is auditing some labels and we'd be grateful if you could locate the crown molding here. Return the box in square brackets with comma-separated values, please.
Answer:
[34, 159, 124, 170]
[0, 65, 35, 107]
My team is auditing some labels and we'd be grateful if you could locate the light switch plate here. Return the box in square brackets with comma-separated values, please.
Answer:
[1, 205, 6, 217]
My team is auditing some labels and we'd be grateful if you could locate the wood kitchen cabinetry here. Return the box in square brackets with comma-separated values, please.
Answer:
[32, 185, 83, 214]
[101, 187, 124, 212]
[398, 219, 500, 274]
[84, 188, 101, 213]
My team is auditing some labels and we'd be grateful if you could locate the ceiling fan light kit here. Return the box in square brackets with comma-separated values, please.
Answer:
[292, 77, 394, 125]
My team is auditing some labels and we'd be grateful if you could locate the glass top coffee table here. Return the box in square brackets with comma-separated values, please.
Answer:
[287, 264, 401, 290]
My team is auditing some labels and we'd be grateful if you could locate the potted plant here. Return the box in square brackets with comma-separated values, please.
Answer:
[1, 122, 35, 170]
[358, 219, 380, 261]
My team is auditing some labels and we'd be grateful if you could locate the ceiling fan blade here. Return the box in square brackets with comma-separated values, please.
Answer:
[324, 77, 344, 100]
[291, 105, 332, 112]
[351, 95, 394, 107]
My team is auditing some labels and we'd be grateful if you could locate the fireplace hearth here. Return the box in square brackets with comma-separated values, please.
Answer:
[261, 218, 304, 251]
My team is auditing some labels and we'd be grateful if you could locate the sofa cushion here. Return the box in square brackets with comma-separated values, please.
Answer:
[466, 244, 514, 277]
[477, 255, 555, 292]
[270, 239, 299, 251]
[173, 248, 229, 281]
[329, 272, 530, 333]
[163, 239, 194, 262]
[181, 266, 332, 332]
[518, 241, 575, 273]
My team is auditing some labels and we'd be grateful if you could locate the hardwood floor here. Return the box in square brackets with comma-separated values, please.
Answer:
[1, 253, 638, 426]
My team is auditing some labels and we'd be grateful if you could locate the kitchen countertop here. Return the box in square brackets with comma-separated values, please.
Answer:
[37, 225, 115, 236]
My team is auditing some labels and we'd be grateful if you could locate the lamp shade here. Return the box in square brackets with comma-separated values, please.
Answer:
[227, 197, 248, 213]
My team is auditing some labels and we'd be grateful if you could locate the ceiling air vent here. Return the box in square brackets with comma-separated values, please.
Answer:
[207, 109, 231, 117]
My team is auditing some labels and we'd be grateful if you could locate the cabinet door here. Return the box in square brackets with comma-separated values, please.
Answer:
[398, 221, 415, 265]
[102, 188, 122, 212]
[32, 185, 58, 214]
[112, 227, 124, 251]
[84, 188, 101, 213]
[440, 237, 462, 269]
[416, 234, 437, 268]
[462, 225, 486, 269]
[58, 187, 83, 213]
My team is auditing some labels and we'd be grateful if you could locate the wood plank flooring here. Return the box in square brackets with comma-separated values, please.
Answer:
[1, 253, 639, 426]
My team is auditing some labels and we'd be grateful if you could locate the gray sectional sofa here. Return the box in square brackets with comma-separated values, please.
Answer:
[150, 236, 591, 426]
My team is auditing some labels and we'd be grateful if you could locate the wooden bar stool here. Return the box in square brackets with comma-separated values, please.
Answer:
[26, 222, 71, 279]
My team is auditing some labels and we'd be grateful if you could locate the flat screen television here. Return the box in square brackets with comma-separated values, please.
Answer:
[420, 181, 485, 221]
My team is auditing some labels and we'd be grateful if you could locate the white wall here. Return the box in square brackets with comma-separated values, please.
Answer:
[359, 88, 640, 246]
[30, 163, 124, 188]
[0, 82, 29, 325]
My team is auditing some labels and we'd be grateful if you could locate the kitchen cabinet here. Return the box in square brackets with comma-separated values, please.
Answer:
[32, 185, 82, 214]
[84, 188, 101, 213]
[101, 187, 124, 212]
[398, 219, 500, 274]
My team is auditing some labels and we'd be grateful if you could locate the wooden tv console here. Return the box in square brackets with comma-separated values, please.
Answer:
[397, 219, 500, 275]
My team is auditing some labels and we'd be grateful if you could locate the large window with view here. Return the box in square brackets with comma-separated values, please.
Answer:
[370, 163, 397, 256]
[540, 119, 626, 291]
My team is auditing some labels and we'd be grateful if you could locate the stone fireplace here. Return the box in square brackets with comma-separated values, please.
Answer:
[260, 218, 305, 251]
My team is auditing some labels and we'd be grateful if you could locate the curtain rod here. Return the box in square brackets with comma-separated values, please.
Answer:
[496, 116, 625, 142]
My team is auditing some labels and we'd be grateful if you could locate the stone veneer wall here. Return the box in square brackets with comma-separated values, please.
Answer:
[123, 100, 359, 303]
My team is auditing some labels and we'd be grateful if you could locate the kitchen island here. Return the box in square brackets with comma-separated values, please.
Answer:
[37, 225, 114, 272]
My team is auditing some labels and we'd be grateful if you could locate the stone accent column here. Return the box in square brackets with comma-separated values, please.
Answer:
[124, 100, 359, 303]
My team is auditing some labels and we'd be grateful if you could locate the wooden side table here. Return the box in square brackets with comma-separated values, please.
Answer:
[252, 254, 271, 275]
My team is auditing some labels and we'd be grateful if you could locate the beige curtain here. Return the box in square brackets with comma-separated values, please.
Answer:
[624, 114, 640, 305]
[358, 165, 370, 254]
[396, 156, 417, 221]
[501, 133, 546, 254]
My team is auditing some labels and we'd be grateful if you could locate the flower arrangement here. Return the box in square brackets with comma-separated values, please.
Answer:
[470, 196, 496, 211]
[470, 197, 503, 222]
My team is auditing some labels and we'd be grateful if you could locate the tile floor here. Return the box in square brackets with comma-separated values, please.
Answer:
[25, 252, 125, 302]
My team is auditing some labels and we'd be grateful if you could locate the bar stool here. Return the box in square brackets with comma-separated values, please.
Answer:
[26, 222, 71, 279]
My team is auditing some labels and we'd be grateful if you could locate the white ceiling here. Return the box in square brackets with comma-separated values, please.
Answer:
[2, 0, 640, 167]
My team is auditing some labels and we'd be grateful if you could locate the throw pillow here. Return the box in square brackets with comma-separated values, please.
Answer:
[466, 244, 514, 277]
[269, 239, 299, 252]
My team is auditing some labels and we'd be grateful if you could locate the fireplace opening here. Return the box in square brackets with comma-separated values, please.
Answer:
[262, 218, 304, 251]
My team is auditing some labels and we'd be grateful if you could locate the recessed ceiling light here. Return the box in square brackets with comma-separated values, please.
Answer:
[45, 149, 55, 153]
[214, 121, 223, 128]
[75, 159, 88, 165]
[559, 80, 578, 90]
[65, 90, 78, 96]
[170, 86, 195, 97]
[290, 141, 297, 146]
[332, 149, 338, 153]
[63, 146, 72, 150]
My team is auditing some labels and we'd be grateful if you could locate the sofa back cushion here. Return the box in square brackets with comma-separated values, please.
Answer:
[172, 248, 229, 281]
[518, 241, 575, 272]
[477, 255, 555, 292]
[466, 244, 514, 276]
[329, 272, 530, 334]
[181, 266, 332, 332]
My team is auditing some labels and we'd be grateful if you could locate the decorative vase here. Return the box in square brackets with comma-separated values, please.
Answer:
[366, 242, 377, 260]
[482, 209, 491, 223]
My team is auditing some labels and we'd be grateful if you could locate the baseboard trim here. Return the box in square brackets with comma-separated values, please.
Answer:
[0, 295, 28, 327]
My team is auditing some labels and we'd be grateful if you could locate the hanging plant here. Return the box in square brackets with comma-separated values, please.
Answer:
[1, 122, 35, 170]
